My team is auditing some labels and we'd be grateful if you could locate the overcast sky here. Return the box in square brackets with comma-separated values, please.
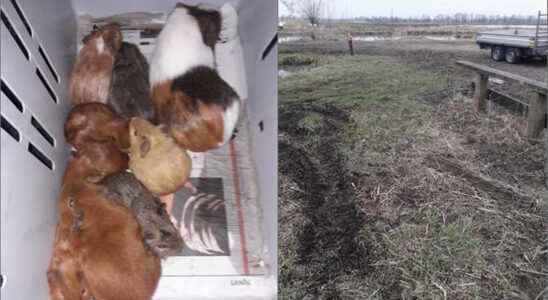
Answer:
[279, 0, 546, 18]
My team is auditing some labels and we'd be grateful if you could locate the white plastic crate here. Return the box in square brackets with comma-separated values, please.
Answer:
[0, 0, 277, 299]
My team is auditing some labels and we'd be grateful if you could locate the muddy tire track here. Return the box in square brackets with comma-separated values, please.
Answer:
[279, 102, 369, 298]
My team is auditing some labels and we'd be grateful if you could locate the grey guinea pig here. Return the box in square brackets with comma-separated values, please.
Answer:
[101, 170, 184, 258]
[107, 42, 154, 120]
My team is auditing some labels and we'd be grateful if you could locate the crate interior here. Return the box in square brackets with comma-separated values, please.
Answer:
[0, 0, 277, 298]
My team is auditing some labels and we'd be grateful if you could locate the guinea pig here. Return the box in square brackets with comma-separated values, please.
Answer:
[72, 186, 161, 300]
[70, 23, 122, 105]
[63, 140, 182, 257]
[61, 140, 129, 184]
[48, 141, 158, 300]
[65, 102, 130, 151]
[107, 42, 154, 120]
[101, 171, 184, 258]
[128, 117, 192, 196]
[149, 3, 241, 152]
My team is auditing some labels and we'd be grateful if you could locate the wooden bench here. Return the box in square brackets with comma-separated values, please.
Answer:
[456, 60, 547, 139]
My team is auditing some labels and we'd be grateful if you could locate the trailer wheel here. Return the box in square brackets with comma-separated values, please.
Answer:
[504, 48, 521, 64]
[491, 46, 505, 61]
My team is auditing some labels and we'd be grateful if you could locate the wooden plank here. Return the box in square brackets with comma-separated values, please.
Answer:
[456, 60, 548, 92]
[526, 91, 547, 139]
[473, 73, 488, 112]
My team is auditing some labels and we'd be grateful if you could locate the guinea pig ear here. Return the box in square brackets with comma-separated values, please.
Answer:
[139, 136, 151, 158]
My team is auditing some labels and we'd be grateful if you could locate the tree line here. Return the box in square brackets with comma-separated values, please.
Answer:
[353, 14, 542, 25]
[280, 0, 544, 26]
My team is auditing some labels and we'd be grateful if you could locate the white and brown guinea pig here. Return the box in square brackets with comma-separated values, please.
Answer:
[149, 3, 241, 152]
[70, 23, 122, 105]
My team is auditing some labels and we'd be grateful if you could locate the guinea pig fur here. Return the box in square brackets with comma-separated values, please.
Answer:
[128, 117, 192, 196]
[70, 23, 122, 105]
[63, 141, 182, 257]
[107, 42, 154, 120]
[65, 102, 130, 152]
[73, 191, 161, 300]
[61, 141, 129, 184]
[149, 3, 240, 152]
[48, 141, 159, 300]
[101, 171, 184, 258]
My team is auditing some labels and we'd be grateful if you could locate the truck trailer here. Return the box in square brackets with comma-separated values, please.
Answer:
[476, 11, 547, 64]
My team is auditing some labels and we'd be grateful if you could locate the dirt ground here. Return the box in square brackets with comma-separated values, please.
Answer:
[278, 39, 546, 299]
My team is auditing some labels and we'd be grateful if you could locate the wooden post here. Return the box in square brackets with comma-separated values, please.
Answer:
[347, 33, 354, 56]
[473, 73, 488, 112]
[527, 91, 547, 139]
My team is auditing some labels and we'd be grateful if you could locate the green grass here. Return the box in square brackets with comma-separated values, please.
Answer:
[279, 54, 449, 106]
[279, 53, 321, 68]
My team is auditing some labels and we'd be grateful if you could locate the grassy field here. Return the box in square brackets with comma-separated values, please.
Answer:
[278, 48, 546, 299]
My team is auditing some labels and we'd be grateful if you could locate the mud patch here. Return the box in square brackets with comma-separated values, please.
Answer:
[279, 102, 370, 298]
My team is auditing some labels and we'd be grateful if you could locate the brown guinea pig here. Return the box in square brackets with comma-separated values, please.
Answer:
[50, 184, 161, 300]
[128, 117, 192, 196]
[65, 102, 130, 151]
[70, 23, 122, 105]
[61, 141, 129, 184]
[107, 42, 154, 120]
[62, 141, 182, 258]
[48, 141, 153, 300]
[72, 189, 161, 300]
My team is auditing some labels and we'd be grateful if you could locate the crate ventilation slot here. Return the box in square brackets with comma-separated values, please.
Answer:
[28, 143, 53, 170]
[258, 120, 264, 132]
[1, 80, 23, 112]
[38, 46, 59, 83]
[1, 115, 20, 142]
[31, 116, 55, 146]
[10, 0, 31, 37]
[261, 34, 277, 60]
[35, 68, 57, 103]
[1, 9, 29, 60]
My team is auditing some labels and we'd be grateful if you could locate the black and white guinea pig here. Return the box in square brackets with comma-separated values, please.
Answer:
[149, 3, 241, 152]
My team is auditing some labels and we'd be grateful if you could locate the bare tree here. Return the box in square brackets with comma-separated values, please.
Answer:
[299, 0, 323, 25]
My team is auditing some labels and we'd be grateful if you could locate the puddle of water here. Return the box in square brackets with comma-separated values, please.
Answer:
[280, 36, 304, 43]
[354, 35, 461, 41]
[278, 69, 292, 78]
[424, 36, 458, 41]
[465, 25, 536, 29]
[352, 36, 401, 41]
[280, 34, 470, 43]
